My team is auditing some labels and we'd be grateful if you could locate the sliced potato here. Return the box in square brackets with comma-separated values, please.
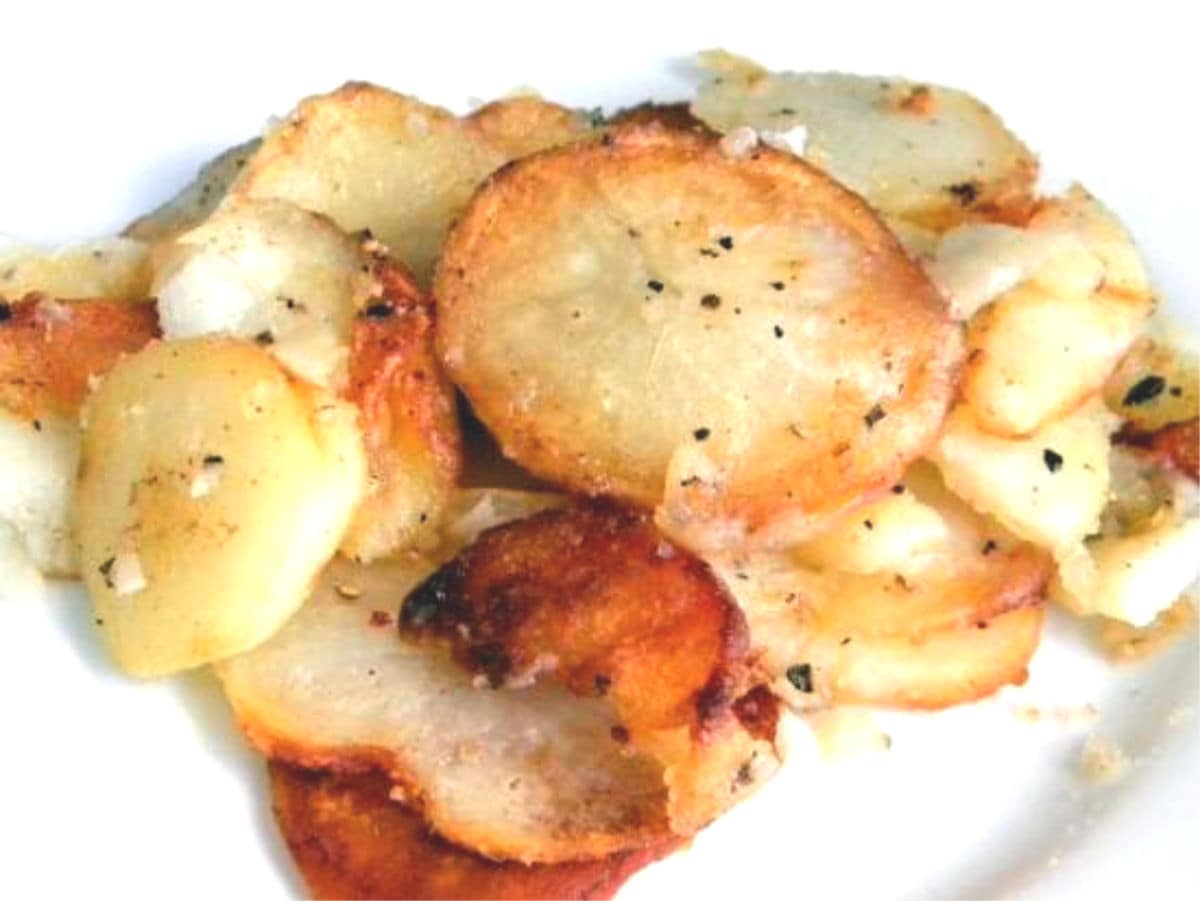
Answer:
[123, 139, 262, 243]
[76, 338, 366, 676]
[437, 126, 962, 551]
[0, 295, 160, 420]
[340, 262, 462, 560]
[152, 198, 376, 390]
[464, 96, 592, 157]
[0, 410, 79, 575]
[269, 762, 678, 901]
[229, 83, 508, 283]
[0, 237, 151, 300]
[691, 51, 1037, 230]
[930, 398, 1119, 554]
[221, 496, 778, 864]
[949, 189, 1153, 436]
[1105, 337, 1199, 432]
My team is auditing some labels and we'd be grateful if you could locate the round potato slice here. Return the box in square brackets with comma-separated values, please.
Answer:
[219, 496, 779, 865]
[76, 338, 366, 676]
[269, 761, 679, 901]
[437, 126, 962, 551]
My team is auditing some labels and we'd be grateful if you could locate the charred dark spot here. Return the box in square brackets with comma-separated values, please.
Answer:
[982, 539, 998, 555]
[1043, 448, 1064, 473]
[891, 484, 905, 494]
[646, 279, 664, 293]
[400, 562, 465, 630]
[610, 724, 631, 744]
[785, 663, 813, 693]
[946, 181, 980, 206]
[694, 670, 736, 731]
[1122, 375, 1166, 407]
[716, 235, 734, 251]
[773, 325, 785, 339]
[0, 301, 11, 323]
[468, 642, 512, 687]
[733, 685, 780, 742]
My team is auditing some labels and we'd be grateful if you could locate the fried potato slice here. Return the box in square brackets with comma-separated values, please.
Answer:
[269, 762, 679, 901]
[0, 237, 151, 300]
[123, 139, 262, 243]
[690, 51, 1037, 230]
[464, 96, 593, 157]
[341, 263, 462, 560]
[76, 338, 366, 676]
[1104, 337, 1199, 432]
[711, 463, 1048, 709]
[437, 126, 962, 552]
[0, 295, 160, 420]
[936, 188, 1154, 436]
[930, 397, 1119, 554]
[220, 496, 778, 864]
[229, 83, 508, 284]
[0, 296, 159, 576]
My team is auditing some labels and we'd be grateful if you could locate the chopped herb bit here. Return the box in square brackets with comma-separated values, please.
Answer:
[693, 427, 711, 441]
[362, 302, 394, 319]
[982, 539, 998, 555]
[769, 281, 785, 291]
[864, 404, 886, 428]
[946, 181, 980, 206]
[863, 519, 874, 530]
[716, 235, 734, 251]
[1043, 448, 1064, 473]
[202, 454, 224, 466]
[785, 663, 814, 693]
[1122, 375, 1166, 406]
[700, 293, 721, 309]
[679, 475, 702, 488]
[699, 247, 720, 258]
[646, 279, 664, 293]
[840, 637, 852, 646]
[98, 557, 116, 589]
[773, 325, 784, 338]
[32, 419, 42, 432]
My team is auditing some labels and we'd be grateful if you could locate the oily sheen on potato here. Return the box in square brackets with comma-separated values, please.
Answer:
[219, 497, 779, 865]
[76, 338, 366, 676]
[436, 126, 963, 551]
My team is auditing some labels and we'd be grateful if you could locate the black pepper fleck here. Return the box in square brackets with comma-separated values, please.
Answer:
[1122, 375, 1166, 406]
[693, 427, 711, 441]
[716, 235, 734, 251]
[946, 181, 980, 206]
[864, 404, 886, 428]
[202, 454, 224, 466]
[1043, 448, 1064, 473]
[594, 673, 612, 696]
[773, 325, 784, 338]
[1170, 386, 1183, 397]
[699, 247, 719, 258]
[647, 279, 664, 293]
[254, 330, 275, 346]
[863, 519, 874, 530]
[785, 663, 814, 693]
[700, 294, 721, 309]
[982, 539, 998, 555]
[769, 281, 785, 291]
[610, 724, 631, 744]
[891, 484, 905, 494]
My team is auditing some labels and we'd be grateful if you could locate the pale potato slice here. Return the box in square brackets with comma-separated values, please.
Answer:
[1052, 517, 1200, 627]
[950, 189, 1153, 436]
[0, 409, 79, 576]
[123, 139, 262, 243]
[229, 83, 508, 284]
[464, 96, 592, 157]
[152, 198, 376, 390]
[437, 126, 962, 552]
[691, 51, 1037, 230]
[76, 338, 366, 676]
[0, 237, 151, 300]
[1104, 337, 1199, 432]
[930, 398, 1119, 554]
[220, 496, 779, 864]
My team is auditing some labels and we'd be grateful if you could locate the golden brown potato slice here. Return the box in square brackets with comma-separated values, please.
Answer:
[0, 237, 151, 300]
[437, 126, 962, 552]
[464, 96, 593, 157]
[341, 261, 461, 560]
[123, 139, 262, 243]
[0, 296, 159, 575]
[76, 338, 366, 676]
[690, 51, 1037, 231]
[219, 498, 778, 865]
[269, 762, 679, 901]
[1104, 337, 1199, 433]
[947, 188, 1154, 437]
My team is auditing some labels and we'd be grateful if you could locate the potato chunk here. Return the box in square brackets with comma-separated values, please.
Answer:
[930, 398, 1119, 554]
[0, 410, 79, 575]
[76, 338, 366, 676]
[690, 52, 1037, 230]
[437, 126, 962, 551]
[464, 96, 592, 157]
[1104, 336, 1199, 432]
[0, 237, 151, 300]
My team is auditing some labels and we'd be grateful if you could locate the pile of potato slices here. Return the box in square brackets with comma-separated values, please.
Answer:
[1, 49, 1197, 900]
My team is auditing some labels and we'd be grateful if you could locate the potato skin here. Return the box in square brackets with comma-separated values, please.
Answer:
[437, 125, 962, 551]
[76, 338, 366, 676]
[0, 295, 159, 420]
[269, 761, 679, 901]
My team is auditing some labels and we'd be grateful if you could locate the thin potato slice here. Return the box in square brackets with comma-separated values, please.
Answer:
[437, 126, 962, 552]
[691, 52, 1037, 230]
[76, 338, 366, 676]
[464, 97, 592, 158]
[123, 139, 262, 243]
[230, 83, 508, 284]
[941, 188, 1154, 436]
[220, 496, 778, 865]
[0, 237, 151, 300]
[269, 762, 679, 901]
[930, 397, 1119, 554]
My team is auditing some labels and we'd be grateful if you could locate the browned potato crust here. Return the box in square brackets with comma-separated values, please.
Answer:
[437, 126, 962, 551]
[269, 761, 680, 901]
[465, 97, 593, 158]
[341, 259, 462, 560]
[0, 295, 160, 420]
[607, 102, 714, 133]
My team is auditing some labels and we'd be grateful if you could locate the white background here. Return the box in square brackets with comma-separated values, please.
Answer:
[1, 2, 1197, 898]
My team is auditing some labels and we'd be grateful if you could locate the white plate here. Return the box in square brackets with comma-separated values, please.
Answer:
[1, 3, 1197, 898]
